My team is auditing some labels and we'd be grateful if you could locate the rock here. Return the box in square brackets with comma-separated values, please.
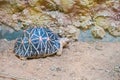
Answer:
[95, 44, 103, 50]
[94, 17, 110, 30]
[60, 0, 75, 12]
[93, 9, 113, 30]
[28, 0, 39, 7]
[67, 25, 78, 33]
[0, 24, 14, 33]
[45, 11, 72, 26]
[108, 1, 119, 12]
[114, 65, 120, 73]
[79, 15, 93, 30]
[66, 25, 80, 40]
[50, 66, 62, 72]
[21, 8, 54, 26]
[91, 26, 106, 38]
[93, 1, 120, 37]
[0, 0, 120, 41]
[79, 0, 94, 7]
[94, 10, 113, 18]
[108, 24, 120, 37]
[72, 20, 81, 28]
[106, 17, 120, 37]
[56, 25, 80, 41]
[53, 0, 61, 6]
[10, 0, 28, 10]
[0, 2, 20, 30]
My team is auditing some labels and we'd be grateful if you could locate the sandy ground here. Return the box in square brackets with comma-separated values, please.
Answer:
[0, 39, 120, 80]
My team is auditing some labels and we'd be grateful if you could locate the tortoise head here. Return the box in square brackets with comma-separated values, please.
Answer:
[60, 38, 70, 47]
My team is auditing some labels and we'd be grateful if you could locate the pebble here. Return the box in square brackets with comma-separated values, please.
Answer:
[114, 65, 120, 72]
[50, 66, 62, 72]
[95, 44, 103, 50]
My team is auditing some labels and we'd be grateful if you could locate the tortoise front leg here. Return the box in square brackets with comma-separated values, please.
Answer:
[56, 38, 69, 56]
[56, 40, 63, 56]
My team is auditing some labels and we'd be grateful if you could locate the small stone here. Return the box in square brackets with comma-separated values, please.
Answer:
[50, 66, 62, 72]
[22, 62, 26, 66]
[67, 25, 77, 34]
[72, 20, 81, 28]
[108, 24, 120, 37]
[52, 74, 56, 76]
[95, 44, 103, 50]
[91, 26, 106, 38]
[114, 65, 120, 72]
[69, 72, 76, 77]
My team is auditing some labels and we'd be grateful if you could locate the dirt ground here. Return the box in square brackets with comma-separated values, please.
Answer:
[0, 39, 120, 80]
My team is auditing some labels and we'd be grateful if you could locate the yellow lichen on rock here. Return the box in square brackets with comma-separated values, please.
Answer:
[93, 0, 120, 37]
[79, 0, 94, 7]
[0, 0, 120, 40]
[60, 0, 75, 12]
[94, 17, 110, 30]
[20, 7, 55, 26]
[10, 0, 29, 10]
[28, 0, 39, 7]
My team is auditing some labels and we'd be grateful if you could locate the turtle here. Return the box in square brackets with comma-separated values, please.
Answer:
[14, 26, 69, 60]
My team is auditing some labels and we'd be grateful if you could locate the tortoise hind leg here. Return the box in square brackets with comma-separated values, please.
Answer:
[18, 56, 27, 60]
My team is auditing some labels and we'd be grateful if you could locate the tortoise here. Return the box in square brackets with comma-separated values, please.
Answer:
[14, 26, 69, 60]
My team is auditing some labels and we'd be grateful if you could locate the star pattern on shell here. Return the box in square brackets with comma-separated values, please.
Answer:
[14, 27, 60, 58]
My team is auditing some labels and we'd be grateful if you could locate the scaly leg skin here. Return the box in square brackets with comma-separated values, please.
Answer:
[56, 40, 63, 56]
[19, 56, 27, 60]
[56, 38, 69, 56]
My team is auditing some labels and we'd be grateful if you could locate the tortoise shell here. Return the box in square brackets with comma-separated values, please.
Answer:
[14, 27, 60, 58]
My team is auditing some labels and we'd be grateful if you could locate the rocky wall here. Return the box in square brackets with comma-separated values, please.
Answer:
[0, 0, 120, 40]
